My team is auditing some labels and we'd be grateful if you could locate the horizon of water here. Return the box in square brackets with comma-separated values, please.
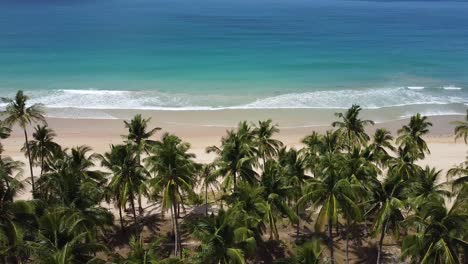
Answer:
[0, 0, 467, 117]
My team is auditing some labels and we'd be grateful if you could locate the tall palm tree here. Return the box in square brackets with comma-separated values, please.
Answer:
[253, 119, 283, 169]
[369, 128, 395, 167]
[1, 91, 46, 194]
[198, 163, 219, 216]
[366, 177, 405, 264]
[145, 133, 198, 257]
[401, 191, 468, 264]
[207, 122, 258, 192]
[124, 114, 160, 213]
[397, 113, 432, 158]
[279, 147, 309, 237]
[452, 110, 468, 143]
[332, 104, 374, 147]
[299, 152, 361, 264]
[101, 144, 147, 230]
[22, 125, 60, 177]
[260, 160, 297, 240]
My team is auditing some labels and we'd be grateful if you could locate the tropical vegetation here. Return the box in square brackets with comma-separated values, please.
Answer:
[0, 90, 467, 263]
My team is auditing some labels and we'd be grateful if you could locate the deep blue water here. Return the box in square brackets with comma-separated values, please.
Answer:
[0, 0, 467, 110]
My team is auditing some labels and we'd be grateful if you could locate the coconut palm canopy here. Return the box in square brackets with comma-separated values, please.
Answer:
[1, 91, 467, 264]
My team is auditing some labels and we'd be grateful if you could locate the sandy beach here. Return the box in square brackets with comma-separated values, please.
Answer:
[3, 110, 467, 191]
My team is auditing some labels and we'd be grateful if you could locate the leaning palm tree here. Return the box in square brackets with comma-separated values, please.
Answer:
[145, 133, 198, 257]
[22, 125, 60, 177]
[1, 91, 46, 193]
[452, 110, 468, 143]
[332, 104, 374, 147]
[397, 113, 432, 158]
[253, 119, 283, 168]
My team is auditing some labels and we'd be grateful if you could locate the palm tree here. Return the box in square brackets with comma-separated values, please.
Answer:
[124, 114, 160, 213]
[369, 128, 395, 167]
[145, 133, 198, 257]
[277, 240, 323, 264]
[0, 200, 36, 264]
[101, 144, 147, 230]
[207, 121, 258, 192]
[397, 113, 432, 158]
[401, 190, 468, 264]
[31, 208, 107, 264]
[198, 163, 219, 216]
[253, 119, 283, 168]
[189, 208, 256, 264]
[0, 155, 32, 264]
[0, 156, 24, 203]
[332, 104, 374, 147]
[0, 121, 11, 158]
[447, 159, 468, 194]
[22, 125, 60, 177]
[406, 166, 451, 208]
[1, 91, 46, 194]
[278, 147, 309, 237]
[452, 110, 468, 143]
[299, 152, 361, 264]
[260, 160, 297, 240]
[366, 177, 405, 264]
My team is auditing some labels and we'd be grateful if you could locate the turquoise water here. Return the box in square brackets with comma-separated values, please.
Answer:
[0, 0, 467, 111]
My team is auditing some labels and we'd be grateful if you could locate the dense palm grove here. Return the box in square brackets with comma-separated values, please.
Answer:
[1, 90, 467, 264]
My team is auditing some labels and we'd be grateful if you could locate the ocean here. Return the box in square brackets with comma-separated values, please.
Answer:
[0, 0, 467, 118]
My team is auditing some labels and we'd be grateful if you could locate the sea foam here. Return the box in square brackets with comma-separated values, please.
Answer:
[17, 87, 468, 111]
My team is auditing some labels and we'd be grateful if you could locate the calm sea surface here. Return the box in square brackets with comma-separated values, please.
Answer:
[0, 0, 467, 114]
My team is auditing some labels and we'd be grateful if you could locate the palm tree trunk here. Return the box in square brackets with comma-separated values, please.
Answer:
[345, 219, 350, 264]
[23, 128, 35, 195]
[172, 201, 181, 257]
[328, 218, 335, 264]
[296, 198, 300, 238]
[205, 181, 208, 216]
[130, 193, 138, 231]
[138, 194, 143, 214]
[4, 176, 11, 202]
[40, 153, 44, 177]
[377, 219, 389, 264]
[118, 206, 124, 231]
[233, 170, 237, 193]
